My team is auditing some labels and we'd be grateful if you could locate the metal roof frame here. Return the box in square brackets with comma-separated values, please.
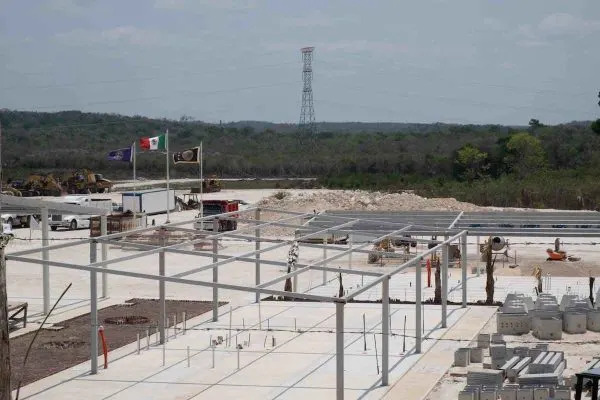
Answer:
[0, 193, 111, 216]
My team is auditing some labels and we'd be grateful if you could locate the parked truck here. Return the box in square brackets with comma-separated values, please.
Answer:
[122, 189, 176, 215]
[49, 196, 112, 231]
[193, 200, 239, 232]
[1, 214, 32, 228]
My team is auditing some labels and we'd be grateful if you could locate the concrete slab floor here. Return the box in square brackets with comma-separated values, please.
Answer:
[15, 302, 484, 400]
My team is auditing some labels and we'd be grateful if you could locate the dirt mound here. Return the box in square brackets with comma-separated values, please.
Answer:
[258, 189, 484, 213]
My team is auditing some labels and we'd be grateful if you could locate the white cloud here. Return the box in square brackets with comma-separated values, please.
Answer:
[538, 13, 600, 36]
[154, 0, 258, 11]
[55, 26, 187, 47]
[516, 13, 600, 47]
[281, 11, 356, 28]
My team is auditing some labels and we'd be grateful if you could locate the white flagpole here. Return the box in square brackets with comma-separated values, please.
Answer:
[165, 129, 170, 223]
[199, 142, 203, 230]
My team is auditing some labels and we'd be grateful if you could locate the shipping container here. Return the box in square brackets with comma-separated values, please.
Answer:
[122, 189, 176, 215]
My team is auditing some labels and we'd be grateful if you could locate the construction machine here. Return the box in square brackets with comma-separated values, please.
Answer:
[11, 174, 63, 196]
[64, 169, 113, 194]
[191, 175, 221, 193]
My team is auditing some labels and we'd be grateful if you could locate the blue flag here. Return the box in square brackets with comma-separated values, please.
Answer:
[107, 146, 133, 162]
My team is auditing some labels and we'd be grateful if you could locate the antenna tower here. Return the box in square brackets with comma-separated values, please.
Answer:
[299, 47, 316, 137]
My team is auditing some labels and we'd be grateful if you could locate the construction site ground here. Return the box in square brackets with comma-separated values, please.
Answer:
[5, 188, 600, 399]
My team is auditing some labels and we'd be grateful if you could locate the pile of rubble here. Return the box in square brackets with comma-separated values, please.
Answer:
[258, 190, 485, 213]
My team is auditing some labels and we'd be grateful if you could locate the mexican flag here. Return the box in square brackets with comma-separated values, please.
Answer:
[140, 134, 166, 151]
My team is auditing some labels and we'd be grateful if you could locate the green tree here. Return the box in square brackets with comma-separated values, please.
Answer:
[504, 132, 547, 178]
[454, 144, 488, 182]
[591, 119, 600, 135]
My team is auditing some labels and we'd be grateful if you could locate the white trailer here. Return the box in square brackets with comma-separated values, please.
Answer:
[122, 189, 175, 215]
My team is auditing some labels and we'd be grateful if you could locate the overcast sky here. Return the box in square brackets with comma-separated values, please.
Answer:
[0, 0, 599, 125]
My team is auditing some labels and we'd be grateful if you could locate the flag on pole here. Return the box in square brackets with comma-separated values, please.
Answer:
[173, 147, 200, 164]
[107, 146, 133, 162]
[140, 135, 166, 151]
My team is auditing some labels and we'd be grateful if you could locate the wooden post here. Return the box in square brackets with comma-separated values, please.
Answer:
[1, 236, 13, 400]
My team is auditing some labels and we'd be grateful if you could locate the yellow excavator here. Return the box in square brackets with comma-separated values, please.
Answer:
[64, 169, 113, 194]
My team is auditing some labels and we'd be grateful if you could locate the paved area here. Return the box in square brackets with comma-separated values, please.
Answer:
[16, 302, 477, 400]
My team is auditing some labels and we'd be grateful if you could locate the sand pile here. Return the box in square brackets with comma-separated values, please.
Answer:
[258, 189, 484, 213]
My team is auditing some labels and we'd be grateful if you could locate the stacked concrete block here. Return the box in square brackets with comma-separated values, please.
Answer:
[490, 343, 507, 369]
[467, 369, 504, 387]
[458, 391, 475, 400]
[518, 373, 560, 387]
[477, 333, 490, 349]
[501, 357, 521, 374]
[559, 294, 578, 311]
[492, 333, 505, 344]
[532, 317, 562, 340]
[563, 312, 587, 333]
[507, 357, 531, 383]
[553, 388, 570, 399]
[462, 385, 482, 400]
[455, 348, 471, 367]
[499, 386, 517, 400]
[587, 310, 600, 331]
[480, 389, 497, 400]
[532, 387, 549, 400]
[516, 388, 533, 400]
[497, 313, 531, 335]
[470, 347, 483, 363]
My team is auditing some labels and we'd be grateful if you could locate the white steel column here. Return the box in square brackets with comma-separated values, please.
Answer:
[441, 238, 448, 328]
[336, 301, 345, 400]
[382, 277, 390, 386]
[322, 237, 327, 285]
[101, 215, 108, 298]
[348, 233, 353, 269]
[255, 209, 260, 303]
[90, 239, 98, 374]
[212, 219, 219, 321]
[415, 260, 422, 353]
[461, 233, 467, 308]
[41, 207, 50, 314]
[159, 229, 166, 344]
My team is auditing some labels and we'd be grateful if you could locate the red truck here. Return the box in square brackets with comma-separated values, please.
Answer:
[193, 200, 239, 231]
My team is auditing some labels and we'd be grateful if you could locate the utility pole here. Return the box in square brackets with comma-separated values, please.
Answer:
[0, 234, 12, 400]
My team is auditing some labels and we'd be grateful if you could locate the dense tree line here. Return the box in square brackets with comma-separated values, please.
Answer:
[1, 110, 600, 209]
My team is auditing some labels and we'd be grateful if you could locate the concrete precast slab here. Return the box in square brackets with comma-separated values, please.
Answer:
[16, 302, 474, 400]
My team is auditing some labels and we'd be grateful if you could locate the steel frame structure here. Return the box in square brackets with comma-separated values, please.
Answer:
[6, 204, 472, 400]
[7, 197, 600, 399]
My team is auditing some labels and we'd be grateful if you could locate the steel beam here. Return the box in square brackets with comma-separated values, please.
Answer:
[461, 233, 467, 308]
[344, 230, 466, 301]
[448, 211, 464, 229]
[255, 208, 260, 303]
[441, 237, 448, 329]
[212, 219, 219, 321]
[172, 219, 358, 279]
[100, 215, 108, 298]
[382, 277, 389, 386]
[41, 207, 50, 315]
[6, 255, 337, 302]
[336, 301, 344, 400]
[159, 229, 166, 344]
[90, 239, 98, 374]
[322, 237, 327, 285]
[415, 258, 422, 354]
